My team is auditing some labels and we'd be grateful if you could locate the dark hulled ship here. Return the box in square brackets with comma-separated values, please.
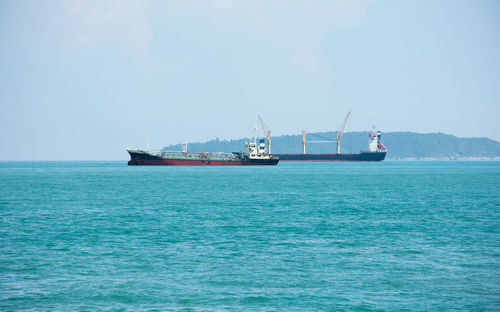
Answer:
[266, 112, 387, 162]
[127, 129, 279, 166]
[276, 150, 386, 162]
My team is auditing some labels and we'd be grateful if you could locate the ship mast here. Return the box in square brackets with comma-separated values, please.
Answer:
[252, 126, 258, 144]
[258, 115, 272, 154]
[302, 131, 307, 154]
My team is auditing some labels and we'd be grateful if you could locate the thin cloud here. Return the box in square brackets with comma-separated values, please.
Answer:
[165, 0, 372, 38]
[57, 0, 151, 55]
[163, 0, 373, 71]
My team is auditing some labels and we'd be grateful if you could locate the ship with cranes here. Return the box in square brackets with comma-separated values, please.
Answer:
[259, 111, 387, 162]
[127, 125, 279, 166]
[127, 112, 386, 165]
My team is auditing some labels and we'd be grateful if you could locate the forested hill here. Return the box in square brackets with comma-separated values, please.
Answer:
[163, 132, 500, 160]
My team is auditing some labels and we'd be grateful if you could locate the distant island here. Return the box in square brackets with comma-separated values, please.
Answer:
[163, 132, 500, 160]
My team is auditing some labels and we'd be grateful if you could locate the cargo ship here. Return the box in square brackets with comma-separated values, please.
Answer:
[275, 130, 387, 161]
[261, 111, 387, 162]
[127, 128, 279, 166]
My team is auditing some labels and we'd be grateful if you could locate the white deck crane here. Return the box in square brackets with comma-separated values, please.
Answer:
[301, 110, 351, 155]
[258, 115, 272, 154]
[336, 110, 351, 154]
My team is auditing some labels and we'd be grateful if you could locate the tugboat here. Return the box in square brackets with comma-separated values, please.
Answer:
[127, 127, 279, 166]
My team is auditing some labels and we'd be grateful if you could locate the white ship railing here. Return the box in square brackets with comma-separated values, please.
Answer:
[148, 150, 239, 160]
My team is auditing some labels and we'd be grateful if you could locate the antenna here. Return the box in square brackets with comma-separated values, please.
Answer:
[145, 132, 148, 151]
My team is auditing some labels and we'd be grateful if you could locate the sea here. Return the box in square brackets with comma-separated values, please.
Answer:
[1, 161, 499, 311]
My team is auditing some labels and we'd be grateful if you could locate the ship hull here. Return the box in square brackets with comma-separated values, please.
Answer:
[127, 151, 279, 166]
[128, 158, 279, 166]
[275, 152, 386, 162]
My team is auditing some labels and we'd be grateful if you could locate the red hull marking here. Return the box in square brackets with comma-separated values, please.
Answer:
[128, 159, 277, 166]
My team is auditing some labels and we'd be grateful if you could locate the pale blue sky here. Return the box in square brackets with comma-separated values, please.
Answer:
[1, 0, 499, 160]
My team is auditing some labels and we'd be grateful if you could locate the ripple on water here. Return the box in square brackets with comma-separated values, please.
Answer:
[0, 161, 499, 311]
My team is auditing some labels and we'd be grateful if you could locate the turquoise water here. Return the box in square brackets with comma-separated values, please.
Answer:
[1, 161, 499, 311]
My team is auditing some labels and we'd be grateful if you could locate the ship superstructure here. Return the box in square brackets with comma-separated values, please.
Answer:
[368, 130, 386, 153]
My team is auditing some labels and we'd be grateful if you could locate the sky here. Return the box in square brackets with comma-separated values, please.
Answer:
[0, 0, 499, 160]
